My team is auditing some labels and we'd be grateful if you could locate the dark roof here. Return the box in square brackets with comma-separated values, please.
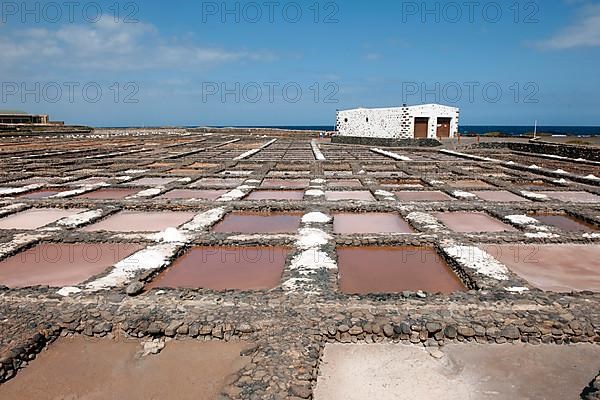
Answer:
[0, 110, 28, 115]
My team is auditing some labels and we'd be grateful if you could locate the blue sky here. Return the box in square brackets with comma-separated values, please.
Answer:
[1, 0, 599, 126]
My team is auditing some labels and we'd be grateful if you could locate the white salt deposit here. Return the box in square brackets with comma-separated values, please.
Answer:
[56, 209, 104, 229]
[86, 244, 180, 291]
[505, 215, 539, 225]
[311, 139, 326, 161]
[520, 191, 549, 200]
[375, 190, 395, 198]
[305, 189, 325, 197]
[302, 212, 331, 224]
[234, 139, 277, 160]
[525, 232, 560, 239]
[57, 287, 82, 296]
[180, 207, 226, 231]
[371, 148, 412, 161]
[0, 184, 43, 196]
[289, 249, 337, 274]
[127, 187, 163, 199]
[444, 245, 510, 281]
[406, 212, 445, 231]
[297, 228, 331, 250]
[151, 227, 188, 243]
[505, 287, 529, 293]
[452, 190, 477, 199]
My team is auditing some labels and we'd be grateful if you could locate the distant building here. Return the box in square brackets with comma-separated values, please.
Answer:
[335, 103, 459, 141]
[0, 110, 62, 125]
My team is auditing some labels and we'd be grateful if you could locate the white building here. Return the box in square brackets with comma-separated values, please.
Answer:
[336, 104, 459, 140]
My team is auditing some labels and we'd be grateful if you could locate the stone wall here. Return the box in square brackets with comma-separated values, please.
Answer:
[472, 141, 600, 161]
[331, 136, 442, 147]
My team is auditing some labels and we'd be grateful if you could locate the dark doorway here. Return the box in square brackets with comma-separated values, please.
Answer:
[437, 118, 452, 138]
[414, 117, 429, 139]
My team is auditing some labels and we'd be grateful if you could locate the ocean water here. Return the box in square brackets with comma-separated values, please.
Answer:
[213, 125, 335, 131]
[459, 126, 600, 137]
[254, 125, 600, 136]
[218, 125, 600, 136]
[105, 125, 600, 136]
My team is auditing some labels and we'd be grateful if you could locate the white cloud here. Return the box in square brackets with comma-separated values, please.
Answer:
[0, 17, 277, 73]
[535, 3, 600, 49]
[364, 52, 382, 61]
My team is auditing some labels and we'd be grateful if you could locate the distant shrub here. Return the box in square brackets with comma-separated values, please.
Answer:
[522, 132, 551, 138]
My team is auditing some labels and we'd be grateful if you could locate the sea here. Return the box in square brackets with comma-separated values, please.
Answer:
[104, 125, 600, 137]
[213, 125, 600, 137]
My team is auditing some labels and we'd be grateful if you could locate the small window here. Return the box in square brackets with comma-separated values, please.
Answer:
[344, 118, 348, 123]
[366, 117, 369, 122]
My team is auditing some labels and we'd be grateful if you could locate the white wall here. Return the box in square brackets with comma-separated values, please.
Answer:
[336, 104, 459, 139]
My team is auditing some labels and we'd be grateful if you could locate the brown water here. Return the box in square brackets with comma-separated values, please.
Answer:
[82, 211, 196, 232]
[261, 179, 310, 188]
[76, 188, 139, 200]
[534, 214, 598, 232]
[166, 168, 200, 175]
[212, 212, 301, 233]
[158, 189, 228, 200]
[191, 178, 244, 188]
[246, 190, 305, 201]
[187, 162, 218, 169]
[325, 171, 353, 177]
[333, 213, 414, 234]
[327, 179, 363, 188]
[395, 191, 454, 201]
[540, 191, 600, 203]
[435, 212, 517, 233]
[0, 336, 251, 400]
[146, 246, 289, 290]
[325, 191, 375, 202]
[129, 177, 177, 186]
[0, 243, 143, 288]
[0, 208, 85, 230]
[382, 183, 424, 189]
[514, 180, 553, 188]
[449, 180, 494, 188]
[18, 189, 62, 199]
[472, 190, 530, 202]
[480, 244, 600, 292]
[337, 247, 466, 294]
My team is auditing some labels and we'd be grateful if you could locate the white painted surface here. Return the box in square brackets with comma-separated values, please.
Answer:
[336, 103, 459, 139]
